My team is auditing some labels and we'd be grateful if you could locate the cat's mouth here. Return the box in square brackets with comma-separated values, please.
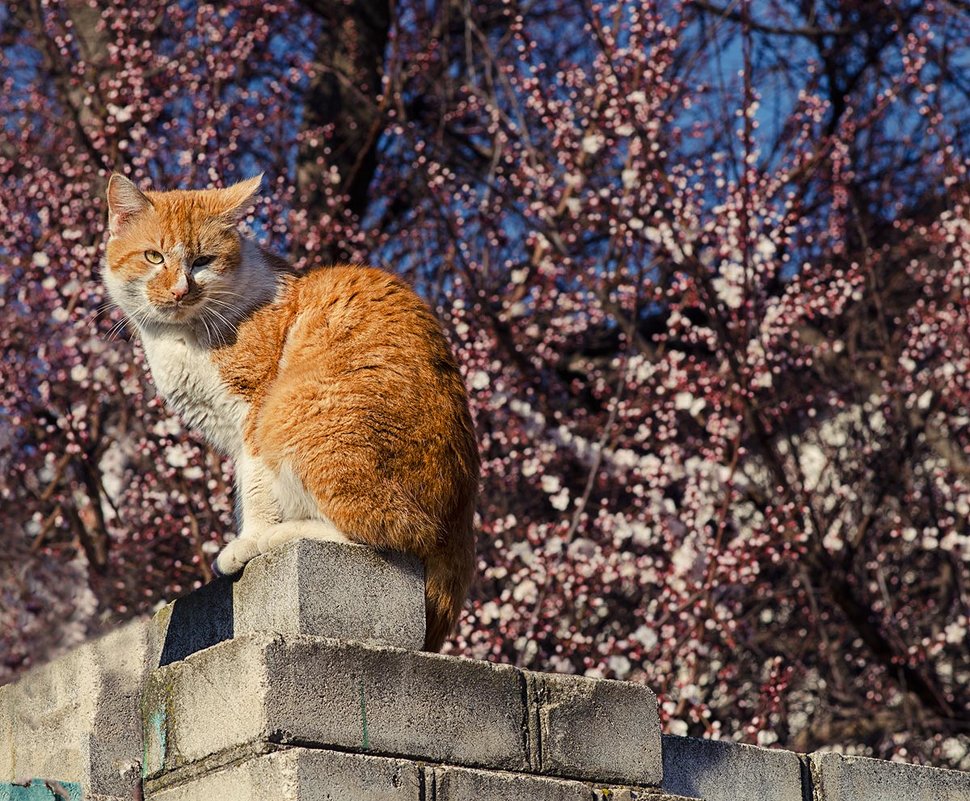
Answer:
[155, 295, 204, 320]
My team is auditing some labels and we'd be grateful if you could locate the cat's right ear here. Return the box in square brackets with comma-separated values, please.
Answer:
[106, 174, 152, 236]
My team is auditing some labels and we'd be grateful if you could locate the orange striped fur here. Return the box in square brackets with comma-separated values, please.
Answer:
[103, 174, 479, 650]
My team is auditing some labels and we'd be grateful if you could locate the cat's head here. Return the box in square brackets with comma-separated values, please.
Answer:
[102, 174, 262, 330]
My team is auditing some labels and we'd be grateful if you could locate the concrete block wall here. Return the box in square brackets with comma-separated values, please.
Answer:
[0, 620, 148, 799]
[1, 538, 968, 800]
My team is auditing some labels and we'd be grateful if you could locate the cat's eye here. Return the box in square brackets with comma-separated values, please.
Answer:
[145, 250, 164, 264]
[192, 255, 215, 269]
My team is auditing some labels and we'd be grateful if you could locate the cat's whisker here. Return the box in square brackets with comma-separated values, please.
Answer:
[200, 307, 237, 346]
[202, 305, 233, 327]
[81, 301, 120, 326]
[198, 308, 218, 347]
[202, 291, 240, 302]
[201, 296, 239, 313]
[104, 302, 143, 341]
[202, 308, 240, 330]
[105, 316, 131, 342]
[121, 302, 156, 340]
[98, 314, 120, 336]
[81, 302, 127, 335]
[203, 299, 244, 317]
[205, 288, 247, 299]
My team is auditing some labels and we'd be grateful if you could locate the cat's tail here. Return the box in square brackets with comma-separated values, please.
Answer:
[422, 521, 476, 652]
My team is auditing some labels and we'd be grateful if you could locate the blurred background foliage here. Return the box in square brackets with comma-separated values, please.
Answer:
[0, 0, 968, 766]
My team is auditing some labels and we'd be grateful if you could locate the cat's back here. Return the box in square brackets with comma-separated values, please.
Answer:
[290, 263, 444, 346]
[280, 264, 464, 393]
[258, 264, 475, 454]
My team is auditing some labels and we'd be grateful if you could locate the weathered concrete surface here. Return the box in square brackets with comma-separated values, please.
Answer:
[593, 791, 699, 801]
[0, 685, 12, 779]
[527, 672, 662, 786]
[429, 764, 592, 800]
[148, 577, 234, 667]
[431, 766, 695, 800]
[147, 748, 421, 801]
[234, 540, 425, 650]
[0, 620, 148, 799]
[809, 751, 970, 801]
[148, 539, 425, 667]
[146, 747, 699, 801]
[141, 632, 529, 781]
[661, 735, 803, 801]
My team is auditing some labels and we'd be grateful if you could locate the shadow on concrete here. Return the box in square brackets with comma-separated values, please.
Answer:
[158, 578, 234, 666]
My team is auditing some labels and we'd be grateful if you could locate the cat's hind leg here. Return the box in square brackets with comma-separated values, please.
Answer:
[214, 451, 282, 576]
[255, 519, 351, 554]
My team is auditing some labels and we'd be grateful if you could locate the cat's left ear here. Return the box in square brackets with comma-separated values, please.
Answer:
[106, 173, 153, 236]
[215, 174, 263, 222]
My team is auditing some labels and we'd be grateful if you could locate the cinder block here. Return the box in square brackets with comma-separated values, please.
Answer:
[661, 735, 802, 801]
[0, 620, 148, 798]
[141, 632, 529, 781]
[146, 748, 421, 801]
[234, 540, 425, 650]
[809, 751, 970, 801]
[146, 751, 701, 801]
[148, 540, 425, 667]
[526, 672, 662, 785]
[0, 685, 12, 778]
[593, 791, 699, 801]
[147, 577, 234, 667]
[429, 764, 593, 800]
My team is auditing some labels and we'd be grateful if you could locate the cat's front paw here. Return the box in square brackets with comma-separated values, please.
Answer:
[256, 520, 352, 554]
[255, 523, 293, 554]
[213, 537, 260, 576]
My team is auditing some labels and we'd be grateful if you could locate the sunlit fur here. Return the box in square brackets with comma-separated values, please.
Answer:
[102, 174, 479, 650]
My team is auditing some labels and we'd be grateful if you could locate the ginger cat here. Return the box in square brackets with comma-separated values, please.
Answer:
[102, 173, 479, 650]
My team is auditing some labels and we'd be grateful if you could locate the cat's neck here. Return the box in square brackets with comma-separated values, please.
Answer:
[138, 237, 283, 349]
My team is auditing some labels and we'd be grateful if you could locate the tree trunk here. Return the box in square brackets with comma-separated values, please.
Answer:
[298, 0, 391, 260]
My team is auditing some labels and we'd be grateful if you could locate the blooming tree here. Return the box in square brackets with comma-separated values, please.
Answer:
[1, 0, 967, 767]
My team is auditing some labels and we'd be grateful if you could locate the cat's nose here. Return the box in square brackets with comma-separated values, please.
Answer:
[171, 273, 189, 300]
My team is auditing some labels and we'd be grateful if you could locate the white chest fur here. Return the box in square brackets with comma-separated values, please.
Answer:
[140, 331, 248, 456]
